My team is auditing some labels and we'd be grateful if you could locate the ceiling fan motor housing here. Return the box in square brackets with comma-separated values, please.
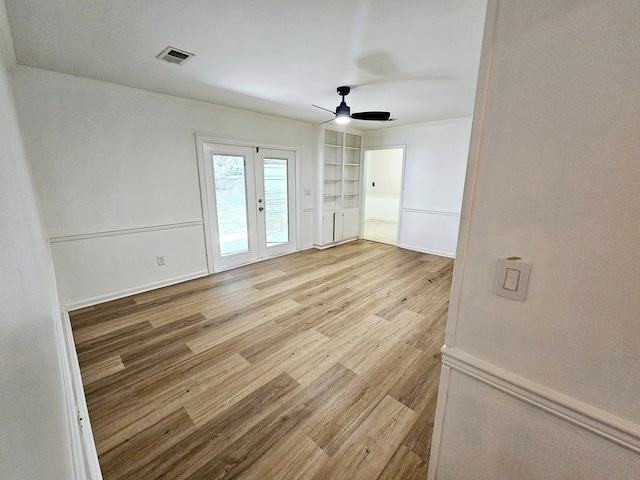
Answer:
[336, 101, 350, 116]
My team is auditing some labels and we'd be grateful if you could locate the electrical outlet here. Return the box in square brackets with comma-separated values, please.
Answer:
[157, 256, 165, 266]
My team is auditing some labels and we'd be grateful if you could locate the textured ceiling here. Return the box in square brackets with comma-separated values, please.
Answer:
[5, 0, 487, 129]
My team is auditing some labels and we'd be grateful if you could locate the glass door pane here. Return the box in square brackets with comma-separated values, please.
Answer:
[263, 158, 289, 246]
[212, 154, 249, 256]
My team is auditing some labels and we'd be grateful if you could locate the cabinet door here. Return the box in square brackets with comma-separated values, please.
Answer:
[342, 209, 360, 240]
[333, 212, 344, 242]
[322, 213, 335, 245]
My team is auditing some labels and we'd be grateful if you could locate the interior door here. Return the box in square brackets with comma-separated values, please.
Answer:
[204, 143, 296, 271]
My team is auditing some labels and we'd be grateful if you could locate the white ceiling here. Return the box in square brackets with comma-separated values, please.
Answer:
[5, 0, 487, 130]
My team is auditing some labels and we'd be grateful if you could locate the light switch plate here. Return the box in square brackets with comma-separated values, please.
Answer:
[494, 259, 530, 301]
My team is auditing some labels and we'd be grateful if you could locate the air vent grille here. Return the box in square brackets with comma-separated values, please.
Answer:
[157, 46, 194, 65]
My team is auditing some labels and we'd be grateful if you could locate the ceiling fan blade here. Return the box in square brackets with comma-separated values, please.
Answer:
[312, 104, 336, 115]
[351, 111, 392, 121]
[317, 117, 336, 126]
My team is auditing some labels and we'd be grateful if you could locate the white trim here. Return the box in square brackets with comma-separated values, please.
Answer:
[49, 221, 203, 243]
[195, 133, 303, 152]
[195, 134, 215, 273]
[361, 145, 406, 241]
[56, 306, 102, 479]
[65, 270, 209, 311]
[401, 207, 460, 217]
[427, 364, 451, 480]
[441, 346, 640, 454]
[397, 242, 455, 258]
[444, 0, 499, 349]
[313, 237, 358, 250]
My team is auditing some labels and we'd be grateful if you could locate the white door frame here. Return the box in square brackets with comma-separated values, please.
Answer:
[360, 145, 407, 243]
[195, 134, 299, 273]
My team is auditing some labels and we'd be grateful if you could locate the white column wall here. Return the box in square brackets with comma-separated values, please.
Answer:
[430, 1, 640, 478]
[364, 118, 472, 257]
[13, 67, 315, 308]
[0, 6, 74, 478]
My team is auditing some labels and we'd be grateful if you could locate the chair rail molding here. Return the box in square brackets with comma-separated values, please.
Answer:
[49, 220, 204, 243]
[441, 345, 640, 454]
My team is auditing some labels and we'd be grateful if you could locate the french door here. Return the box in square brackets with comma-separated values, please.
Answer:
[202, 142, 296, 271]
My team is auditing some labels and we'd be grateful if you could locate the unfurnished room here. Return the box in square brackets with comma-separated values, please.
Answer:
[2, 1, 640, 479]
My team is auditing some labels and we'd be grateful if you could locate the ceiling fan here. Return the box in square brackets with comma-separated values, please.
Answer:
[313, 86, 394, 125]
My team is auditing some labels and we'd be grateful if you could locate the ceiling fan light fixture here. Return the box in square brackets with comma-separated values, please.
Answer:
[335, 113, 350, 124]
[313, 86, 392, 125]
[335, 101, 351, 124]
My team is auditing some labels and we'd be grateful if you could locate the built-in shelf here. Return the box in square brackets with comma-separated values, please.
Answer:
[320, 128, 362, 247]
[323, 132, 361, 210]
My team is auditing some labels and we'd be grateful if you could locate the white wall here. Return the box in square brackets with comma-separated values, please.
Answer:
[13, 67, 315, 308]
[364, 118, 472, 257]
[0, 5, 73, 478]
[430, 1, 640, 478]
[364, 148, 402, 222]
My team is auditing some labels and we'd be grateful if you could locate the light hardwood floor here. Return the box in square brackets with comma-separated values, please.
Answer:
[71, 240, 453, 479]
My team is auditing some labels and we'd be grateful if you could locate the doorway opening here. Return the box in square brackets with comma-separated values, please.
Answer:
[362, 147, 405, 246]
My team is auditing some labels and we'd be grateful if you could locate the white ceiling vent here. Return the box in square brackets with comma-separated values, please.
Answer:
[157, 46, 194, 65]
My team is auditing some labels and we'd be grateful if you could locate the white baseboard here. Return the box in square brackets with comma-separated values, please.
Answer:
[440, 346, 640, 454]
[313, 237, 359, 250]
[65, 270, 209, 311]
[397, 242, 455, 258]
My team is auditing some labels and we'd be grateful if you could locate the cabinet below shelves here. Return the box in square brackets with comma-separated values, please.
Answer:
[322, 209, 360, 245]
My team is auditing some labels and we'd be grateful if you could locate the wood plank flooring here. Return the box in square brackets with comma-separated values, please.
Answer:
[70, 240, 453, 480]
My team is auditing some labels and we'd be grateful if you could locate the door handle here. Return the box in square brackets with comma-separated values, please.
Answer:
[259, 207, 264, 212]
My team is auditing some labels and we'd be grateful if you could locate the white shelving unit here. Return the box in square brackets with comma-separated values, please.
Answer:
[317, 128, 362, 246]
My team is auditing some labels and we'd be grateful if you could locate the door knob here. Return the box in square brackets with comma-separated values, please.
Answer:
[259, 207, 264, 212]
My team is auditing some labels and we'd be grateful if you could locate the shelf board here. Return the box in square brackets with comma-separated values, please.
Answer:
[323, 193, 341, 197]
[343, 193, 359, 196]
[324, 162, 342, 165]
